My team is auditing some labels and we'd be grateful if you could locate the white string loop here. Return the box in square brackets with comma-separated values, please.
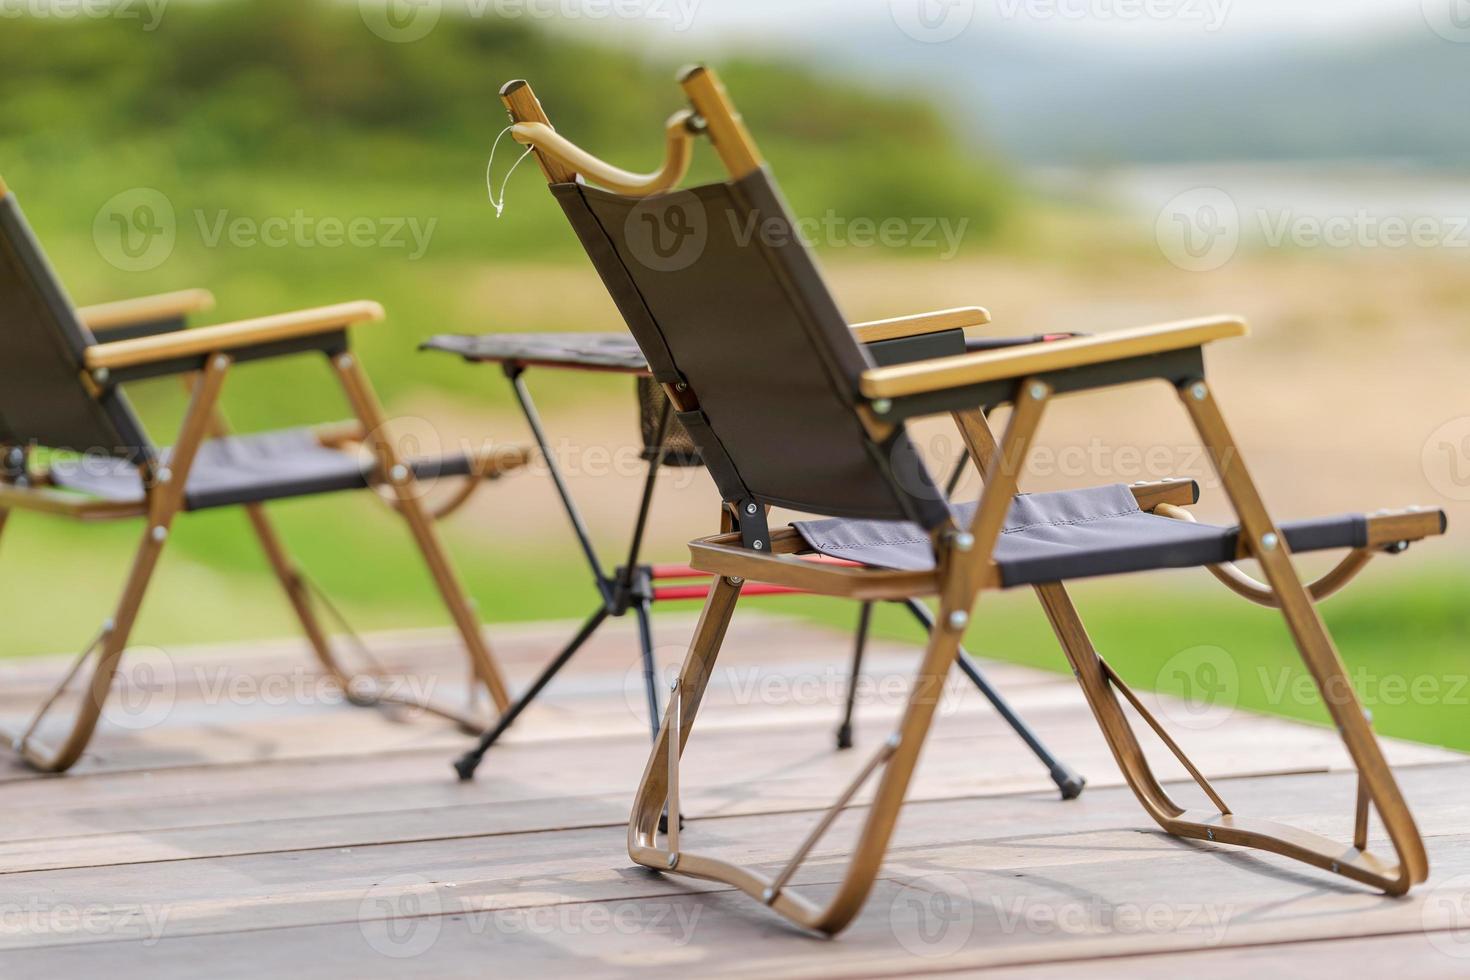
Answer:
[486, 125, 534, 219]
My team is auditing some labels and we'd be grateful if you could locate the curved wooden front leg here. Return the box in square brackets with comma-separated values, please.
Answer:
[1179, 380, 1427, 890]
[629, 574, 742, 854]
[627, 572, 969, 936]
[17, 355, 232, 772]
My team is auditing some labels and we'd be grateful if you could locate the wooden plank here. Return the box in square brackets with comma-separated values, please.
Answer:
[0, 662, 1062, 817]
[0, 709, 1434, 875]
[0, 658, 1450, 873]
[2, 611, 1453, 782]
[962, 931, 1470, 980]
[0, 616, 883, 776]
[0, 615, 1452, 873]
[0, 767, 1465, 972]
[2, 764, 1465, 943]
[0, 614, 1463, 977]
[0, 615, 919, 728]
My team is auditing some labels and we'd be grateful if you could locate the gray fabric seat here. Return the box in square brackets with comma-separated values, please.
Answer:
[793, 484, 1368, 588]
[49, 426, 474, 511]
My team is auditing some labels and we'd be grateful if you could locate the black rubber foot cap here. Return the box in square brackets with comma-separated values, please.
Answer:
[835, 724, 854, 750]
[453, 754, 481, 782]
[658, 813, 686, 834]
[1055, 772, 1086, 801]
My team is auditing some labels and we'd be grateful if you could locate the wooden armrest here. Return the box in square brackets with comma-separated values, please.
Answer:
[860, 316, 1248, 400]
[79, 289, 216, 332]
[1365, 507, 1448, 548]
[850, 307, 991, 343]
[1130, 478, 1200, 512]
[84, 301, 385, 371]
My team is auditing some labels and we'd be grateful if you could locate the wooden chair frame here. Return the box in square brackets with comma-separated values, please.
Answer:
[504, 66, 1445, 935]
[0, 287, 517, 773]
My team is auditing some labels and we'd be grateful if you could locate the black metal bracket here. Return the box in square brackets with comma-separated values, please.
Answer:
[732, 497, 770, 552]
[609, 565, 654, 615]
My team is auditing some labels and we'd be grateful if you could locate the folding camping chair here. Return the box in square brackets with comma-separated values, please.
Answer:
[497, 67, 1449, 935]
[0, 175, 526, 773]
[423, 331, 1082, 800]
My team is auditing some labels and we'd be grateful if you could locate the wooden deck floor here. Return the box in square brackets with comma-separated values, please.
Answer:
[0, 613, 1465, 978]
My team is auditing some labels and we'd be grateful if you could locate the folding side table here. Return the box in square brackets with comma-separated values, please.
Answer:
[424, 332, 1083, 799]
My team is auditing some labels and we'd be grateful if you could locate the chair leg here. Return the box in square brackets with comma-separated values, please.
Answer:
[899, 598, 1085, 799]
[628, 576, 968, 936]
[835, 601, 873, 750]
[629, 575, 742, 853]
[454, 606, 610, 781]
[632, 598, 687, 835]
[331, 352, 511, 714]
[389, 488, 510, 713]
[634, 598, 664, 743]
[628, 388, 1042, 934]
[244, 504, 342, 680]
[1036, 379, 1428, 895]
[1182, 380, 1426, 890]
[834, 594, 1081, 792]
[243, 503, 486, 734]
[17, 520, 169, 773]
[1039, 579, 1423, 892]
[16, 355, 230, 773]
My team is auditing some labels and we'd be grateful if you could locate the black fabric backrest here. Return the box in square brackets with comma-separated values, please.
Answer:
[0, 194, 150, 459]
[552, 168, 950, 527]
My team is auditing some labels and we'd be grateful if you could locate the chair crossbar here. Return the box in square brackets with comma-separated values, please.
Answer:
[766, 732, 900, 903]
[1098, 657, 1231, 816]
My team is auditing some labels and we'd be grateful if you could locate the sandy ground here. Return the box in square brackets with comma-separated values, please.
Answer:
[400, 251, 1470, 565]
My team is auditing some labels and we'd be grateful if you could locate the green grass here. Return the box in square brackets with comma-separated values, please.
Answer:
[0, 491, 600, 654]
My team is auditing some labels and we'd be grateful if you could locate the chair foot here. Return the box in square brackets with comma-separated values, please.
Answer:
[447, 605, 611, 782]
[1053, 767, 1086, 800]
[657, 810, 685, 835]
[452, 751, 482, 782]
[835, 723, 854, 750]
